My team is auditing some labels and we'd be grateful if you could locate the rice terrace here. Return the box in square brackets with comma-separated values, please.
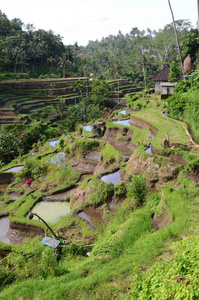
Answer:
[0, 8, 199, 300]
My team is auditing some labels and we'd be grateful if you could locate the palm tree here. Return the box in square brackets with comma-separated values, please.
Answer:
[56, 98, 66, 122]
[47, 56, 56, 75]
[58, 53, 72, 78]
[72, 81, 85, 104]
[139, 52, 147, 89]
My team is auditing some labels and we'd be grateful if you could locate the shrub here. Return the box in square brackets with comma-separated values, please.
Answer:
[114, 181, 126, 197]
[59, 138, 64, 148]
[0, 237, 66, 288]
[127, 175, 148, 206]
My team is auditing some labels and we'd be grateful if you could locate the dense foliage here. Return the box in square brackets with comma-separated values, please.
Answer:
[167, 74, 199, 140]
[0, 122, 57, 164]
[129, 236, 199, 299]
[0, 11, 197, 84]
[0, 237, 66, 287]
[1, 9, 199, 300]
[127, 174, 148, 207]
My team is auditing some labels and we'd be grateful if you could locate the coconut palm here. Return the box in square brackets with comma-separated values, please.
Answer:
[58, 53, 72, 78]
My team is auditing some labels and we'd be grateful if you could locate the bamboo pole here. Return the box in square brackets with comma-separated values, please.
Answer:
[168, 0, 184, 75]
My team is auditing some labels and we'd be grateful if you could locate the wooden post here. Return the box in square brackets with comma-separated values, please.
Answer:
[168, 0, 184, 76]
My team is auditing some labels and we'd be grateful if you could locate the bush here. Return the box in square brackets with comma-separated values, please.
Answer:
[127, 175, 148, 206]
[59, 138, 64, 148]
[0, 237, 66, 288]
[114, 181, 126, 197]
[129, 236, 199, 299]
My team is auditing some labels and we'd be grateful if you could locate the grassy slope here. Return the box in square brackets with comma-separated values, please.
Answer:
[0, 185, 198, 299]
[133, 108, 190, 148]
[1, 94, 199, 299]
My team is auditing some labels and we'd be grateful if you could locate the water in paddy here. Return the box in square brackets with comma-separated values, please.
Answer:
[78, 207, 104, 228]
[120, 110, 126, 115]
[49, 139, 59, 147]
[8, 193, 20, 200]
[46, 189, 75, 200]
[112, 119, 131, 126]
[31, 201, 71, 223]
[5, 166, 23, 173]
[0, 217, 32, 245]
[83, 125, 93, 131]
[145, 135, 154, 154]
[101, 170, 121, 185]
[0, 217, 11, 244]
[48, 152, 65, 167]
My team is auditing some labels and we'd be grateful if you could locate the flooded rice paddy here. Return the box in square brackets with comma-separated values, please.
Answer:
[0, 217, 11, 244]
[5, 166, 23, 173]
[45, 189, 75, 201]
[0, 217, 28, 244]
[145, 135, 154, 154]
[78, 207, 104, 228]
[119, 110, 126, 115]
[49, 139, 59, 147]
[112, 119, 131, 126]
[48, 152, 65, 167]
[30, 201, 71, 223]
[83, 125, 93, 131]
[101, 170, 121, 185]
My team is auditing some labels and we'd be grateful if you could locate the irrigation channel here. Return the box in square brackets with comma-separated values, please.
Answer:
[0, 110, 155, 244]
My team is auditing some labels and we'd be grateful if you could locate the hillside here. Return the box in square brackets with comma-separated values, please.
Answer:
[0, 78, 142, 126]
[0, 76, 199, 299]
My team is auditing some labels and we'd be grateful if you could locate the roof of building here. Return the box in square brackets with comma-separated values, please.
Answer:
[160, 82, 177, 87]
[151, 65, 170, 82]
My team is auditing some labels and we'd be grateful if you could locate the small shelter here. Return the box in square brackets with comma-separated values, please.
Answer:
[151, 65, 177, 99]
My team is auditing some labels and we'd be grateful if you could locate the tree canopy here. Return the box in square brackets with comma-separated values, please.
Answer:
[0, 11, 198, 84]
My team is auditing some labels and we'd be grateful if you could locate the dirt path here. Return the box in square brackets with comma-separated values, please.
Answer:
[161, 111, 199, 151]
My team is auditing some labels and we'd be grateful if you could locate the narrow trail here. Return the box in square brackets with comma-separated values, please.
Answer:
[161, 111, 199, 152]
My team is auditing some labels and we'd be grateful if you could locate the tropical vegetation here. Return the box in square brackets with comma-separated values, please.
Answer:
[0, 10, 199, 300]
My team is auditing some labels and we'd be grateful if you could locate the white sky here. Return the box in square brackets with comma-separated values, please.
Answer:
[1, 0, 198, 46]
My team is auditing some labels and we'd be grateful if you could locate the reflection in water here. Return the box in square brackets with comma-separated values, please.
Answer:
[145, 145, 152, 154]
[9, 193, 20, 200]
[83, 125, 93, 132]
[123, 155, 130, 160]
[0, 217, 11, 244]
[120, 110, 126, 115]
[0, 217, 34, 245]
[29, 152, 37, 156]
[78, 212, 91, 222]
[46, 189, 75, 200]
[5, 166, 23, 173]
[31, 201, 71, 223]
[112, 119, 130, 126]
[78, 207, 104, 228]
[48, 152, 65, 167]
[145, 135, 154, 154]
[49, 139, 59, 147]
[101, 170, 121, 185]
